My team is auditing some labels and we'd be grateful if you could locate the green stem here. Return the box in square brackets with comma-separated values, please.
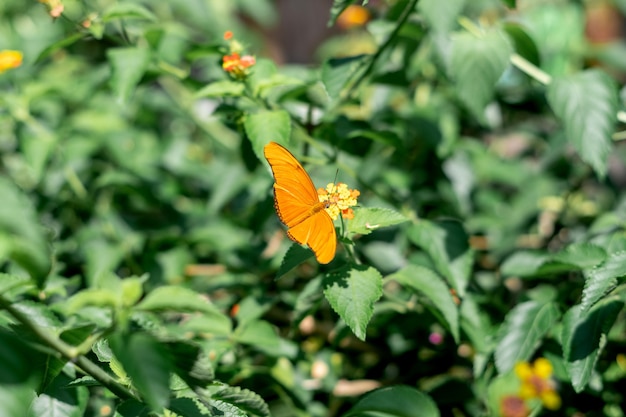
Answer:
[0, 295, 136, 401]
[341, 0, 420, 102]
[510, 53, 552, 85]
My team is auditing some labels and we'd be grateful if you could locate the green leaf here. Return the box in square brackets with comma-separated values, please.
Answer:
[34, 33, 86, 64]
[195, 80, 245, 98]
[29, 373, 89, 417]
[501, 0, 516, 7]
[546, 69, 618, 177]
[494, 300, 560, 373]
[503, 23, 540, 66]
[501, 243, 607, 278]
[407, 219, 472, 297]
[210, 386, 270, 417]
[562, 299, 623, 392]
[581, 250, 626, 311]
[0, 273, 31, 298]
[323, 265, 383, 340]
[181, 315, 233, 337]
[348, 207, 409, 236]
[0, 328, 42, 417]
[276, 244, 315, 278]
[110, 333, 171, 411]
[102, 3, 157, 22]
[449, 29, 513, 121]
[64, 289, 120, 314]
[167, 342, 215, 388]
[136, 286, 222, 315]
[418, 0, 466, 33]
[293, 275, 325, 324]
[244, 110, 292, 162]
[389, 265, 460, 342]
[235, 320, 280, 350]
[107, 47, 150, 104]
[321, 55, 368, 103]
[0, 178, 51, 287]
[344, 386, 440, 417]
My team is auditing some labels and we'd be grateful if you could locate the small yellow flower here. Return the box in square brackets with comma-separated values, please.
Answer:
[514, 358, 561, 410]
[0, 50, 22, 73]
[317, 182, 359, 221]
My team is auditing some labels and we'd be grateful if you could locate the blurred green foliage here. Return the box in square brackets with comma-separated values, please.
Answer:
[2, 0, 626, 416]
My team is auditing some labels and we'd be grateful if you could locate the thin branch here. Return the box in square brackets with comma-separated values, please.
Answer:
[341, 0, 420, 102]
[0, 295, 136, 401]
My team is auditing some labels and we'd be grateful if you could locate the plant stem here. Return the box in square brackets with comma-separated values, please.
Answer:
[510, 53, 552, 85]
[342, 0, 420, 102]
[0, 295, 136, 401]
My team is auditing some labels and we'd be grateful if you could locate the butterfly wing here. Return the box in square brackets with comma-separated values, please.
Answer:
[286, 211, 336, 264]
[264, 142, 336, 264]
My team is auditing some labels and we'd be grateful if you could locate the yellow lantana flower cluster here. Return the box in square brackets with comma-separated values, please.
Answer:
[0, 50, 22, 74]
[318, 182, 359, 221]
[514, 358, 561, 410]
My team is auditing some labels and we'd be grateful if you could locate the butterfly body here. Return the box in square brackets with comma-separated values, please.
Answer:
[264, 142, 336, 264]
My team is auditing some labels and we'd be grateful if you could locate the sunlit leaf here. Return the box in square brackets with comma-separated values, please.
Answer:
[449, 29, 513, 121]
[495, 301, 560, 373]
[323, 265, 383, 340]
[344, 385, 440, 417]
[546, 69, 618, 177]
[389, 265, 460, 342]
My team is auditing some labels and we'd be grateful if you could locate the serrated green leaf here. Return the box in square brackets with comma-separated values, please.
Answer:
[210, 386, 270, 417]
[494, 301, 560, 373]
[323, 265, 383, 340]
[245, 110, 291, 162]
[102, 3, 157, 22]
[449, 29, 513, 121]
[136, 286, 221, 315]
[276, 244, 315, 278]
[167, 342, 215, 388]
[407, 219, 472, 297]
[107, 47, 150, 104]
[29, 373, 89, 417]
[344, 385, 440, 417]
[389, 265, 459, 342]
[169, 398, 210, 417]
[348, 207, 409, 236]
[581, 250, 626, 311]
[418, 0, 465, 33]
[562, 299, 623, 392]
[195, 80, 245, 98]
[546, 69, 618, 177]
[552, 242, 607, 268]
[321, 55, 368, 103]
[110, 333, 171, 411]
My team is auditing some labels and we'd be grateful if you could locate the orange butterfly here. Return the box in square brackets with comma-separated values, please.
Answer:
[264, 141, 336, 264]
